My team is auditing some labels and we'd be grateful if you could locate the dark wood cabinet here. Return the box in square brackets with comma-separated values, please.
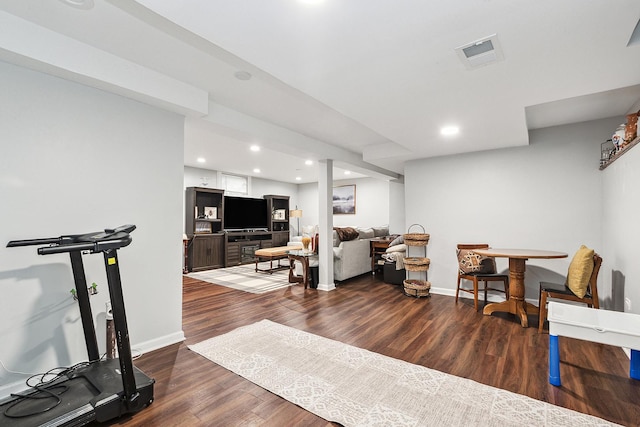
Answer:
[271, 231, 289, 246]
[190, 234, 224, 271]
[185, 187, 225, 271]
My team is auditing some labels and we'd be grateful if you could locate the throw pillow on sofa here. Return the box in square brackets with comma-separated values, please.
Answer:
[373, 226, 389, 237]
[389, 234, 404, 246]
[356, 228, 375, 239]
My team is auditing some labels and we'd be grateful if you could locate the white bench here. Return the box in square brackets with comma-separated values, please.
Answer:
[548, 301, 640, 386]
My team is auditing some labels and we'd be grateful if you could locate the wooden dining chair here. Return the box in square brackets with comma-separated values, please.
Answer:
[455, 244, 509, 311]
[538, 252, 602, 333]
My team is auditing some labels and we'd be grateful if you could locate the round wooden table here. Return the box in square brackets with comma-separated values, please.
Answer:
[472, 248, 568, 327]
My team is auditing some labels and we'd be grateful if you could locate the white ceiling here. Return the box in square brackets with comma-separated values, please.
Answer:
[1, 0, 639, 184]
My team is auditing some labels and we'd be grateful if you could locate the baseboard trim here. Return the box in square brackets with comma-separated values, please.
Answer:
[317, 282, 336, 291]
[430, 287, 539, 305]
[132, 330, 185, 357]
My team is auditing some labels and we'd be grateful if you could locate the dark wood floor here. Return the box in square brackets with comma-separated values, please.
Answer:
[103, 274, 640, 426]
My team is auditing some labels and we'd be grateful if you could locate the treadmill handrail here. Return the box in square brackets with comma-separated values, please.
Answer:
[7, 237, 62, 247]
[7, 225, 136, 251]
[37, 236, 133, 255]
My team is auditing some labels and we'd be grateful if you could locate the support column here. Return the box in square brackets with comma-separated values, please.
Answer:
[317, 159, 336, 291]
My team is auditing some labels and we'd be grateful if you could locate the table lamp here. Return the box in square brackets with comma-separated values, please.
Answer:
[290, 207, 302, 236]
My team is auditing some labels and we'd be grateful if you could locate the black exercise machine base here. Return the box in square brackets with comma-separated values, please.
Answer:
[4, 225, 153, 426]
[0, 359, 154, 426]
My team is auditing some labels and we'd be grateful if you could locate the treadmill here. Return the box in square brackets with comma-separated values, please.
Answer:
[0, 225, 154, 426]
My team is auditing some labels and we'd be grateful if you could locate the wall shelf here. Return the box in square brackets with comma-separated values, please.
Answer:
[600, 135, 639, 170]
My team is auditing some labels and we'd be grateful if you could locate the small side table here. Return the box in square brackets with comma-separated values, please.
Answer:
[370, 238, 392, 274]
[287, 250, 316, 289]
[548, 301, 640, 386]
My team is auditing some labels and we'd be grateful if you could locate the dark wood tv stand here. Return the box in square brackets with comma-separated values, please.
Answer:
[185, 188, 291, 271]
[224, 230, 289, 267]
[225, 231, 266, 267]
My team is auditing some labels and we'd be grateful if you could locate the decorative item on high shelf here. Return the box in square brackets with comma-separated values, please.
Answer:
[599, 110, 640, 170]
[600, 140, 615, 167]
[273, 209, 286, 220]
[612, 123, 626, 151]
[626, 111, 638, 143]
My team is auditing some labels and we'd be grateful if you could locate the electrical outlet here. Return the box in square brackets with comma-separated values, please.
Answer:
[625, 298, 631, 311]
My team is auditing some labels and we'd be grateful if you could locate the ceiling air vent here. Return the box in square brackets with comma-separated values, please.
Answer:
[455, 34, 504, 69]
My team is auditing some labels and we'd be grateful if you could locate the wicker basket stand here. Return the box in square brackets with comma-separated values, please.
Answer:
[403, 279, 431, 297]
[402, 224, 431, 298]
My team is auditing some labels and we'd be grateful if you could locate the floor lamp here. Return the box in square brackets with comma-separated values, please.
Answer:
[290, 207, 303, 236]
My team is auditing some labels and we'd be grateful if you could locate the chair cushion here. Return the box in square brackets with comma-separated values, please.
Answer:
[541, 281, 572, 294]
[566, 245, 595, 298]
[457, 249, 495, 275]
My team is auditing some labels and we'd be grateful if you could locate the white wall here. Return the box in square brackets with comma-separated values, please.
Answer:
[184, 166, 218, 188]
[298, 177, 400, 233]
[601, 137, 640, 313]
[0, 61, 184, 396]
[405, 117, 621, 300]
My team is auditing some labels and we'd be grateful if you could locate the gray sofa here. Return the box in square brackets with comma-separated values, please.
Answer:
[333, 226, 390, 281]
[333, 238, 372, 281]
[289, 225, 391, 282]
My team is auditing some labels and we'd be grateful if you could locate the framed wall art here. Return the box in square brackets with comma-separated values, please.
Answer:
[333, 185, 356, 214]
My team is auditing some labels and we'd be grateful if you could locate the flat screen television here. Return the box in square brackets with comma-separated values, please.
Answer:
[224, 196, 269, 231]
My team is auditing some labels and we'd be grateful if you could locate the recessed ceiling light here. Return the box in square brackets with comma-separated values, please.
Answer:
[59, 0, 94, 9]
[197, 157, 206, 163]
[440, 126, 460, 136]
[295, 176, 302, 181]
[250, 145, 260, 152]
[344, 170, 351, 175]
[253, 168, 261, 173]
[234, 71, 252, 81]
[305, 160, 313, 166]
[298, 0, 325, 5]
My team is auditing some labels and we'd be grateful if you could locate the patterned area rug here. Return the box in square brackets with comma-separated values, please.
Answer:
[190, 320, 619, 427]
[187, 262, 291, 294]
